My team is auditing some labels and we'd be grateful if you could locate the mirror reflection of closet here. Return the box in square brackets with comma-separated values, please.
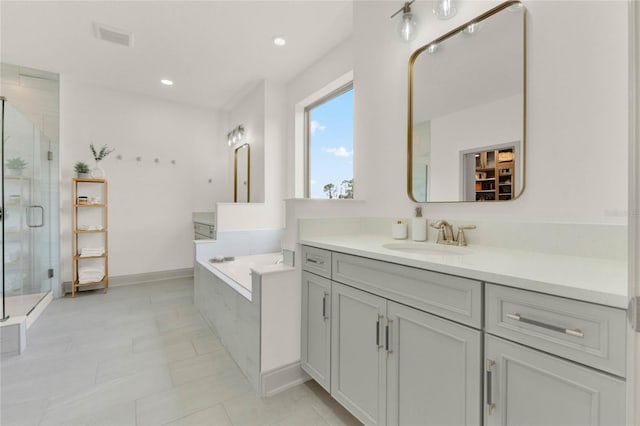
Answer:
[461, 142, 521, 201]
[234, 143, 250, 203]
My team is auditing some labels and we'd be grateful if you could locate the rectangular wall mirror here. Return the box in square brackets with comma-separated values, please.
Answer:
[408, 1, 526, 202]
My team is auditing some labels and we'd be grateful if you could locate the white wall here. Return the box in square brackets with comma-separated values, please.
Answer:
[60, 78, 225, 281]
[283, 0, 629, 251]
[217, 80, 287, 231]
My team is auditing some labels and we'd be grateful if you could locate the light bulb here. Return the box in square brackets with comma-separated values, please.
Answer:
[398, 11, 418, 42]
[434, 0, 457, 20]
[464, 22, 479, 35]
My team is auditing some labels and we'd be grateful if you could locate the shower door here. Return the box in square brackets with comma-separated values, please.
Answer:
[1, 98, 53, 320]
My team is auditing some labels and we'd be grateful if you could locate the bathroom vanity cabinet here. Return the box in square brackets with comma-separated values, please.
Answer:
[300, 244, 627, 426]
[301, 271, 332, 392]
[301, 246, 482, 426]
[484, 284, 626, 426]
[484, 335, 625, 426]
[194, 222, 216, 240]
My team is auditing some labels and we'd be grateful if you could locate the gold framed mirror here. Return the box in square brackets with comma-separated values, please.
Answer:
[408, 1, 526, 202]
[234, 143, 250, 203]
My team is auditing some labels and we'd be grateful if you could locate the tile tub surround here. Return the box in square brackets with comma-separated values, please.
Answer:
[195, 228, 284, 261]
[0, 277, 361, 426]
[194, 253, 301, 396]
[299, 234, 627, 309]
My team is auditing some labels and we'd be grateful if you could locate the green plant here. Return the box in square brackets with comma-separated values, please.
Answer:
[5, 157, 27, 170]
[74, 161, 90, 174]
[323, 183, 336, 199]
[90, 144, 114, 162]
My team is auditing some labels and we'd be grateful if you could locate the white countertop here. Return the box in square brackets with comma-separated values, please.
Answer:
[300, 235, 628, 309]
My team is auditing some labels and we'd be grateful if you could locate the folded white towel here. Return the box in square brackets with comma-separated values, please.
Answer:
[80, 247, 105, 257]
[78, 273, 104, 284]
[79, 266, 104, 274]
[78, 225, 103, 231]
[78, 265, 105, 284]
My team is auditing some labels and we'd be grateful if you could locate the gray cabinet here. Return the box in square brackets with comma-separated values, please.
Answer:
[301, 271, 332, 392]
[484, 335, 625, 426]
[302, 245, 332, 278]
[331, 282, 387, 426]
[386, 301, 481, 426]
[331, 282, 481, 426]
[194, 221, 216, 239]
[300, 244, 626, 426]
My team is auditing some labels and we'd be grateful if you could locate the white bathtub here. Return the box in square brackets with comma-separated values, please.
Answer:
[205, 252, 282, 301]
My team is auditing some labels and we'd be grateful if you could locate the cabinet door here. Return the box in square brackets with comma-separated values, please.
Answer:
[386, 301, 481, 426]
[301, 271, 332, 392]
[485, 335, 625, 426]
[331, 282, 387, 426]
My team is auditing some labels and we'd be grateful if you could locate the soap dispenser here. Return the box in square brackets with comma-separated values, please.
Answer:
[412, 207, 427, 241]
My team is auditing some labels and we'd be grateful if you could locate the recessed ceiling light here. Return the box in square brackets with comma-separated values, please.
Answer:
[161, 79, 174, 86]
[272, 36, 286, 47]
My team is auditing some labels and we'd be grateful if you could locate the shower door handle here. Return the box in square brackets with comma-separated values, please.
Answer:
[26, 205, 45, 228]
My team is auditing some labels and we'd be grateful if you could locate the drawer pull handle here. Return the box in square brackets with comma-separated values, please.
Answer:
[486, 359, 495, 415]
[385, 319, 393, 353]
[506, 313, 584, 338]
[306, 257, 324, 265]
[376, 317, 381, 349]
[322, 293, 329, 320]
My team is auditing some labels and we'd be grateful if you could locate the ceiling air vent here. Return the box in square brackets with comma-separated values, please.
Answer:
[93, 22, 134, 48]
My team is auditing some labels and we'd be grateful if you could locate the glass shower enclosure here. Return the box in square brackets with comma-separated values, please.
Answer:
[1, 97, 55, 321]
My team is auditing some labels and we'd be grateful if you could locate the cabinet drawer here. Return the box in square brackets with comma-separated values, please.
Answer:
[301, 246, 332, 279]
[332, 252, 482, 328]
[194, 222, 216, 238]
[485, 284, 626, 377]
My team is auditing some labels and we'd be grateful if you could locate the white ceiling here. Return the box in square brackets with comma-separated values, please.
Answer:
[0, 1, 353, 110]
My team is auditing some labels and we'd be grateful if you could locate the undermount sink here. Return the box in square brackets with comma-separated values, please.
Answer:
[382, 242, 472, 256]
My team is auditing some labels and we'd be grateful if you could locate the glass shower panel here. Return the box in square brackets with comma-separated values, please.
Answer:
[2, 99, 52, 319]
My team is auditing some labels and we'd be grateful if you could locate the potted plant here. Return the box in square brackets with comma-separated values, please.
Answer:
[89, 143, 114, 178]
[74, 161, 90, 178]
[5, 157, 27, 176]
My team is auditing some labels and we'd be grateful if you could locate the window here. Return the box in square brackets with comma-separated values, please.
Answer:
[304, 84, 353, 199]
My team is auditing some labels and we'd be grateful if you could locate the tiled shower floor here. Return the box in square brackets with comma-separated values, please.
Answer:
[0, 277, 361, 426]
[2, 292, 48, 318]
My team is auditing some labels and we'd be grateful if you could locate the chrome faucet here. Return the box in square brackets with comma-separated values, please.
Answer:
[430, 221, 476, 246]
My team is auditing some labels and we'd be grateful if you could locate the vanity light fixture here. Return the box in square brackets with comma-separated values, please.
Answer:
[433, 0, 457, 20]
[391, 0, 419, 43]
[160, 79, 174, 86]
[227, 124, 245, 147]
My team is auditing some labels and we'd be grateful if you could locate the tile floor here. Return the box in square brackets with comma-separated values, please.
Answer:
[0, 277, 361, 426]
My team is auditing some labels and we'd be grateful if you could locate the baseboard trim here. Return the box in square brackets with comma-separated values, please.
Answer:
[63, 268, 194, 294]
[260, 361, 310, 397]
[109, 268, 194, 286]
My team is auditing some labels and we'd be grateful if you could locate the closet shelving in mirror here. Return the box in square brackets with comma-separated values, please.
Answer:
[475, 148, 514, 201]
[71, 178, 109, 297]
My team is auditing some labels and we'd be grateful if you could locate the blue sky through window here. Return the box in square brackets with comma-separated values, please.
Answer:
[308, 88, 354, 198]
